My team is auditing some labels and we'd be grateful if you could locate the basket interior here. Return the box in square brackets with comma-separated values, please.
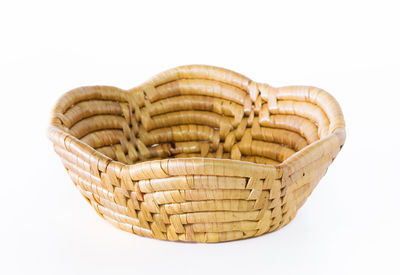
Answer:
[55, 71, 331, 166]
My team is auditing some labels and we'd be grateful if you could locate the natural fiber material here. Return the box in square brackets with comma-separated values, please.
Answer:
[48, 65, 345, 242]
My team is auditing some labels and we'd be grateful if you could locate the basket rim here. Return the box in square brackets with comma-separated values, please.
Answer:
[48, 64, 346, 177]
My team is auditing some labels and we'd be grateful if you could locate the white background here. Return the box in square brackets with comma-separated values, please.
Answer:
[1, 1, 399, 274]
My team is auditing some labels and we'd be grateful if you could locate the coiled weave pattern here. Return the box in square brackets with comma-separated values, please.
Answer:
[48, 65, 345, 242]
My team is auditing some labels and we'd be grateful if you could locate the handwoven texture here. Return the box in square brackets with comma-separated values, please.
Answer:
[48, 65, 345, 242]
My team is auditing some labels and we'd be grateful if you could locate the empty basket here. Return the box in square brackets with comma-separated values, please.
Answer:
[48, 65, 345, 242]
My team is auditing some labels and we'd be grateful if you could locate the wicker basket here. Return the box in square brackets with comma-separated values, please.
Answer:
[48, 65, 345, 242]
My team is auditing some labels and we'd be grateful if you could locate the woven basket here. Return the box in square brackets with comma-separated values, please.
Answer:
[48, 65, 345, 242]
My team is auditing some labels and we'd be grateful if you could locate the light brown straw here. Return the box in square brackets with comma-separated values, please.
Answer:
[48, 65, 345, 242]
